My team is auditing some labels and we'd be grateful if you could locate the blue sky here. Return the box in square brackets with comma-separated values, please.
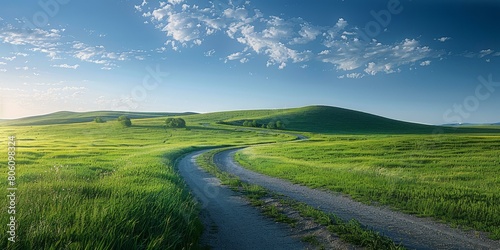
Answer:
[0, 0, 499, 124]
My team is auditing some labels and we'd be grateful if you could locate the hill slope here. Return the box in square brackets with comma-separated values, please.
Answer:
[0, 111, 196, 126]
[219, 106, 500, 134]
[221, 106, 433, 133]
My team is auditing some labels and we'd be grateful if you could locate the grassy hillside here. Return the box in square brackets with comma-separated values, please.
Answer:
[0, 117, 294, 249]
[0, 111, 196, 126]
[212, 106, 499, 134]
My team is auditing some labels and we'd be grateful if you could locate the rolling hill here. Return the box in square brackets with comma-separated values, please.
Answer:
[213, 106, 500, 134]
[0, 111, 196, 126]
[2, 106, 499, 134]
[216, 105, 434, 134]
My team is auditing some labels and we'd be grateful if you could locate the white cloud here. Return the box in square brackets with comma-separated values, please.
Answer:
[436, 37, 451, 42]
[0, 62, 6, 65]
[162, 12, 202, 43]
[290, 24, 321, 45]
[71, 42, 135, 69]
[479, 49, 494, 58]
[204, 49, 215, 57]
[168, 0, 184, 5]
[463, 49, 498, 59]
[321, 38, 432, 74]
[140, 1, 435, 74]
[420, 60, 431, 66]
[0, 28, 63, 60]
[51, 64, 80, 69]
[15, 66, 30, 71]
[227, 52, 243, 60]
[338, 72, 364, 79]
[2, 56, 16, 61]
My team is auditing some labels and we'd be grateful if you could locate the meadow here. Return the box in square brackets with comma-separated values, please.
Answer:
[235, 134, 500, 239]
[1, 106, 499, 248]
[0, 115, 293, 249]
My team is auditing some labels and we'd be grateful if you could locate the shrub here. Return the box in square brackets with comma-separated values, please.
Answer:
[117, 115, 132, 127]
[165, 118, 186, 128]
[94, 117, 105, 123]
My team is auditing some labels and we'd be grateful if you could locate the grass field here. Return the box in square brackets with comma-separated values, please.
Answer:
[0, 116, 294, 249]
[1, 106, 499, 248]
[235, 134, 500, 239]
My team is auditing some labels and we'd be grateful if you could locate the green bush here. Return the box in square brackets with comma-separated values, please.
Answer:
[94, 117, 105, 123]
[117, 116, 132, 127]
[165, 118, 186, 128]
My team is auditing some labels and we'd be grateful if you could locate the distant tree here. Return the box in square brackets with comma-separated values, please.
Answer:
[267, 121, 276, 129]
[243, 120, 251, 127]
[276, 121, 285, 129]
[252, 120, 258, 127]
[165, 118, 186, 128]
[261, 124, 266, 128]
[117, 115, 132, 127]
[94, 117, 105, 123]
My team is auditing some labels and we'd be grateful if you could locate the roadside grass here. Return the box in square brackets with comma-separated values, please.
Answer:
[235, 134, 500, 239]
[196, 148, 403, 249]
[0, 117, 293, 249]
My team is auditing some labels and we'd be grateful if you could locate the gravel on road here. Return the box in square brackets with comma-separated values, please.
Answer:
[214, 148, 500, 250]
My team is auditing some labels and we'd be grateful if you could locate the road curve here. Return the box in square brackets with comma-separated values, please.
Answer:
[177, 150, 307, 250]
[214, 148, 500, 250]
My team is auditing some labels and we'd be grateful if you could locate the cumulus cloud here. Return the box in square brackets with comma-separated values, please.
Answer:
[139, 0, 435, 74]
[420, 60, 431, 66]
[435, 37, 451, 42]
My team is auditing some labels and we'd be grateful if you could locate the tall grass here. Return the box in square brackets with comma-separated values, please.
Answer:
[0, 117, 293, 249]
[235, 134, 500, 239]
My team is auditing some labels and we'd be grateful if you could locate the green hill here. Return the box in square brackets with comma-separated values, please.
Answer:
[2, 106, 498, 134]
[0, 111, 196, 126]
[216, 106, 500, 134]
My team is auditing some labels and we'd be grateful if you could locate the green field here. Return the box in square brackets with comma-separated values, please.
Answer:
[0, 114, 293, 249]
[235, 134, 500, 239]
[1, 106, 499, 248]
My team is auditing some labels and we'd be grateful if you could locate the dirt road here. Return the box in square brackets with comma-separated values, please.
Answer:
[213, 148, 500, 250]
[177, 150, 307, 250]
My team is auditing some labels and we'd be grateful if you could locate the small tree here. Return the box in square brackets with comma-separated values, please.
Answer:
[267, 121, 276, 129]
[118, 115, 132, 127]
[94, 117, 105, 123]
[252, 120, 258, 127]
[276, 121, 285, 129]
[243, 120, 251, 127]
[165, 118, 186, 128]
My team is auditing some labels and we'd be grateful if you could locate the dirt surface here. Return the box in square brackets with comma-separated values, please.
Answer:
[215, 148, 500, 250]
[177, 150, 308, 250]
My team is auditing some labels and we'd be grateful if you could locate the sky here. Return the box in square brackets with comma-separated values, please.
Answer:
[0, 0, 499, 124]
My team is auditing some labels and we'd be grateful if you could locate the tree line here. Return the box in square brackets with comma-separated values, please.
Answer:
[94, 116, 187, 129]
[242, 120, 285, 130]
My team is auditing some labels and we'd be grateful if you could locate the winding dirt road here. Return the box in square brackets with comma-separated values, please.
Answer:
[177, 150, 307, 250]
[212, 148, 500, 250]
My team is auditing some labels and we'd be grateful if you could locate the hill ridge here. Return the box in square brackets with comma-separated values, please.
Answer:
[0, 111, 197, 126]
